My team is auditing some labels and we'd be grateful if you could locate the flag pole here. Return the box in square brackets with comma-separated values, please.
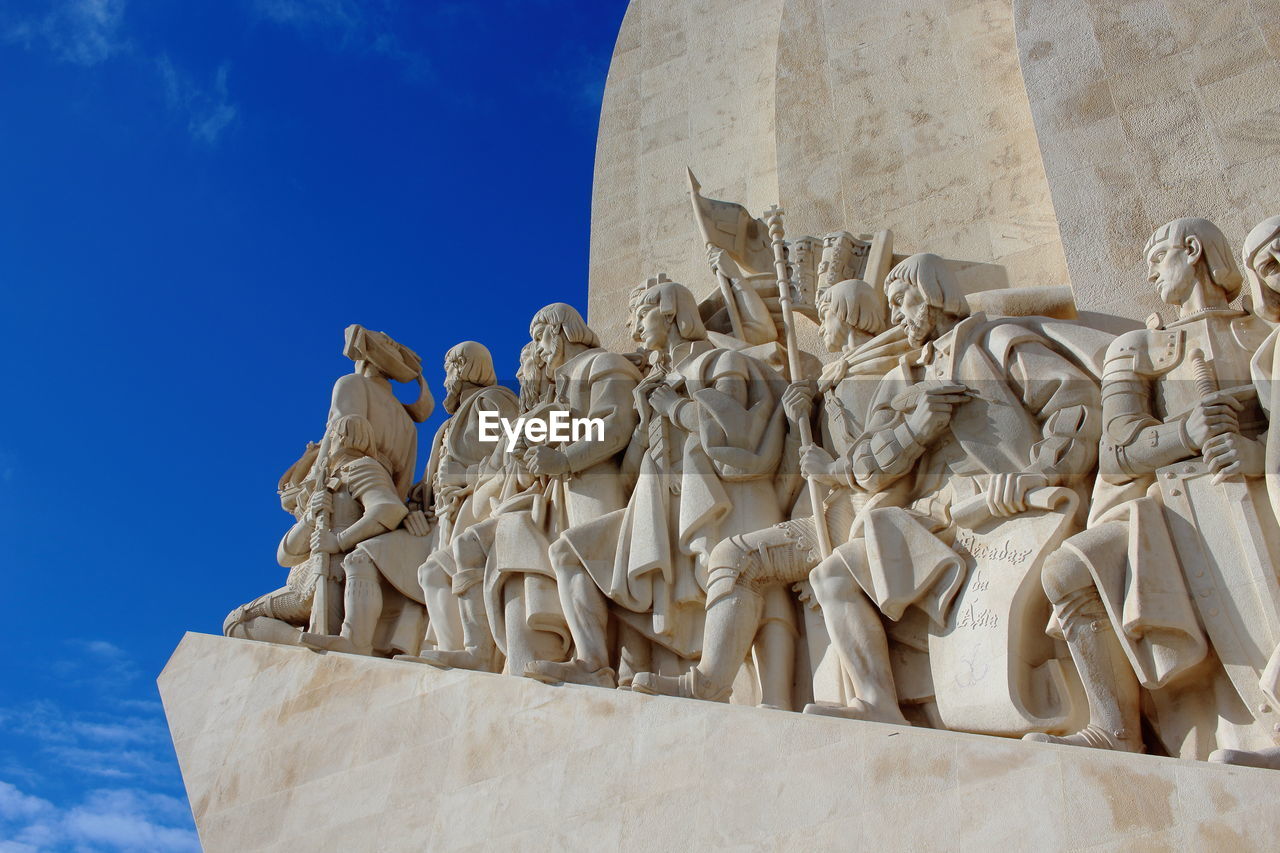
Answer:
[764, 205, 832, 559]
[687, 168, 747, 342]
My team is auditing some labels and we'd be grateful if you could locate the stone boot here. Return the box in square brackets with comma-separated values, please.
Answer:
[524, 659, 617, 688]
[1024, 615, 1143, 753]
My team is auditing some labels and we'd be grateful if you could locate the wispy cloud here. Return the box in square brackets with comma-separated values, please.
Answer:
[2, 639, 181, 784]
[5, 1, 238, 145]
[252, 0, 433, 82]
[254, 0, 363, 33]
[0, 639, 194, 848]
[0, 782, 199, 853]
[157, 56, 238, 145]
[4, 0, 128, 66]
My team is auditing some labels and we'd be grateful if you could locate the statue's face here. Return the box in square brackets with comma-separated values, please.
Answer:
[888, 280, 934, 347]
[516, 347, 543, 390]
[443, 357, 462, 394]
[1252, 238, 1280, 295]
[1146, 237, 1199, 306]
[817, 298, 845, 352]
[638, 304, 669, 352]
[534, 323, 565, 369]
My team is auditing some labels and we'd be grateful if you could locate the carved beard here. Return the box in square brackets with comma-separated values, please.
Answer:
[902, 302, 939, 348]
[518, 376, 548, 411]
[443, 381, 462, 414]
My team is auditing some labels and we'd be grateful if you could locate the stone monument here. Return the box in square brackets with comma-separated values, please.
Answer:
[162, 1, 1280, 849]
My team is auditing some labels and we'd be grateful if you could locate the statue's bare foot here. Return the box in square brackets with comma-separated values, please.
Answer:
[1023, 725, 1142, 753]
[630, 672, 690, 698]
[524, 659, 616, 688]
[392, 648, 491, 671]
[803, 700, 909, 726]
[299, 632, 365, 656]
[1209, 746, 1280, 769]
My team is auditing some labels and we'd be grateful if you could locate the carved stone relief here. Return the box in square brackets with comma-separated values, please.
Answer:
[225, 189, 1280, 770]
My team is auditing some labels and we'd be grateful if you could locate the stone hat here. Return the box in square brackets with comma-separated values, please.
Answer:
[343, 324, 423, 383]
[1243, 215, 1280, 322]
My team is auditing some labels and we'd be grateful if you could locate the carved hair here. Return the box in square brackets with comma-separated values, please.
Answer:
[1145, 218, 1243, 299]
[639, 281, 707, 341]
[885, 253, 967, 317]
[529, 303, 601, 348]
[1243, 216, 1280, 322]
[818, 279, 887, 335]
[444, 341, 497, 387]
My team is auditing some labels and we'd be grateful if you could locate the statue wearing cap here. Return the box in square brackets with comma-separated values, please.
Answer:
[1027, 218, 1280, 761]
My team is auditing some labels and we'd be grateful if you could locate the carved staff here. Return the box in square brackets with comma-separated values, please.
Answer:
[305, 435, 336, 636]
[765, 205, 832, 558]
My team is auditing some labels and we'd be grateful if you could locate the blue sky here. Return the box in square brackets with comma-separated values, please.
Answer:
[0, 1, 626, 848]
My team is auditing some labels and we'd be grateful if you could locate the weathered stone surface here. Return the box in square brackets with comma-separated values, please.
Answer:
[1015, 0, 1280, 322]
[161, 633, 1280, 851]
[588, 0, 1069, 351]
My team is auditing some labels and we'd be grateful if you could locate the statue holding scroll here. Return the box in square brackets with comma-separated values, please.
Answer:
[803, 254, 1102, 730]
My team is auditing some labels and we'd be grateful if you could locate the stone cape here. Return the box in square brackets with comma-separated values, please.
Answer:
[168, 0, 1280, 848]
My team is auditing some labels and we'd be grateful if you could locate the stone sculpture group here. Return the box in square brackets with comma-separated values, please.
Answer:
[224, 182, 1280, 770]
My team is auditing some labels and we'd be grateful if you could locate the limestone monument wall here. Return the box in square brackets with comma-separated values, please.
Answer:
[172, 0, 1280, 849]
[589, 0, 1069, 349]
[160, 633, 1280, 851]
[1016, 0, 1280, 322]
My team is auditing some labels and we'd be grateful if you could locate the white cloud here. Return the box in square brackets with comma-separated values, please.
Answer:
[252, 0, 433, 82]
[5, 2, 238, 145]
[0, 782, 54, 823]
[254, 0, 363, 33]
[0, 782, 199, 853]
[4, 0, 129, 66]
[157, 56, 238, 145]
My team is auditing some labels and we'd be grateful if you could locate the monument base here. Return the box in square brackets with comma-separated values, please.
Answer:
[160, 633, 1280, 851]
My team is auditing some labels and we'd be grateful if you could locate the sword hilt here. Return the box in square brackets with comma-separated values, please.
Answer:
[1189, 348, 1218, 398]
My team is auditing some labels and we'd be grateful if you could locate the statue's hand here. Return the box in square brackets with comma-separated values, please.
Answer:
[648, 384, 683, 420]
[525, 446, 570, 477]
[403, 509, 431, 537]
[310, 528, 342, 555]
[309, 488, 333, 519]
[706, 246, 742, 279]
[1186, 394, 1243, 449]
[799, 443, 842, 486]
[1204, 433, 1265, 482]
[782, 380, 818, 423]
[906, 383, 969, 442]
[985, 472, 1048, 518]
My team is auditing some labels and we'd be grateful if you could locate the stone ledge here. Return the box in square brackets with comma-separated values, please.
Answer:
[159, 633, 1280, 851]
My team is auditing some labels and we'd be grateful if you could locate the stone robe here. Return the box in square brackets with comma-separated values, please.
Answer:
[561, 340, 787, 657]
[837, 314, 1102, 628]
[475, 347, 641, 662]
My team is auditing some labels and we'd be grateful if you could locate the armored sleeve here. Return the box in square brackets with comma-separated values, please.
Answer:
[1098, 332, 1195, 481]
